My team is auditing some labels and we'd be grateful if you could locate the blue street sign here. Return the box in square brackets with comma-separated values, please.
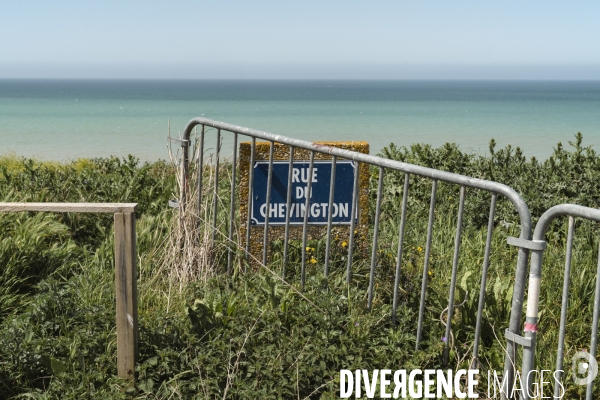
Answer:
[251, 160, 357, 225]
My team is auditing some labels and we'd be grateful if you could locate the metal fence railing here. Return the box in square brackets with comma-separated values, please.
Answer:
[519, 204, 600, 400]
[173, 117, 533, 393]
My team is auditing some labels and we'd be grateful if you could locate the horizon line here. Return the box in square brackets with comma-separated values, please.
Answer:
[2, 77, 600, 81]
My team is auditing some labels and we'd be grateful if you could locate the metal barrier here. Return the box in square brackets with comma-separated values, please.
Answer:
[0, 202, 138, 380]
[174, 117, 532, 391]
[519, 204, 600, 400]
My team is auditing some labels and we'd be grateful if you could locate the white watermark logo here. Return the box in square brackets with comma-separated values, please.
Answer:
[571, 351, 598, 386]
[338, 354, 599, 399]
[339, 369, 479, 399]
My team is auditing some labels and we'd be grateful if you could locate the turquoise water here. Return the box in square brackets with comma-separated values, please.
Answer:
[1, 80, 599, 161]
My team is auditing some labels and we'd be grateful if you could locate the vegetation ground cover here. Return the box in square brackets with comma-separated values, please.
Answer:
[1, 134, 600, 398]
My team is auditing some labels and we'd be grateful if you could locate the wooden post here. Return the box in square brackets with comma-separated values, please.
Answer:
[0, 202, 139, 379]
[114, 212, 138, 380]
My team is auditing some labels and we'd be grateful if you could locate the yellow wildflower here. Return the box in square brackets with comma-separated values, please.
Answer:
[428, 270, 432, 276]
[310, 257, 317, 264]
[417, 246, 423, 252]
[306, 246, 314, 252]
[341, 241, 348, 248]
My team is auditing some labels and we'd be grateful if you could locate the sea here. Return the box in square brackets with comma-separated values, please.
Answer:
[1, 79, 599, 162]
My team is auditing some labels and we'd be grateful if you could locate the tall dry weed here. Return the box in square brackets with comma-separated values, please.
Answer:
[163, 128, 239, 289]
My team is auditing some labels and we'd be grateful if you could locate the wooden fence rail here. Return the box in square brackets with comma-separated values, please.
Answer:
[0, 202, 138, 380]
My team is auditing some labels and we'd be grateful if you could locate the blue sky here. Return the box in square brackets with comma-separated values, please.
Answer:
[2, 1, 599, 79]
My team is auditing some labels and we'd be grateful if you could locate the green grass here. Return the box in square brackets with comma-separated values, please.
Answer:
[1, 134, 600, 398]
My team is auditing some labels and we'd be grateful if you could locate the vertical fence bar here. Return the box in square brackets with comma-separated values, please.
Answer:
[504, 245, 532, 400]
[262, 142, 275, 265]
[392, 173, 410, 325]
[586, 241, 600, 400]
[442, 186, 466, 363]
[301, 152, 315, 288]
[282, 146, 294, 279]
[114, 212, 138, 380]
[416, 179, 438, 350]
[192, 126, 197, 163]
[197, 125, 205, 232]
[521, 254, 543, 400]
[181, 132, 189, 211]
[472, 193, 497, 365]
[245, 138, 256, 269]
[367, 167, 385, 309]
[211, 129, 221, 245]
[346, 162, 361, 283]
[324, 156, 337, 276]
[553, 216, 574, 395]
[227, 133, 238, 275]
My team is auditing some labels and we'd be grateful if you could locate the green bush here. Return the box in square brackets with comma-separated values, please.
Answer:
[0, 213, 82, 318]
[2, 135, 600, 398]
